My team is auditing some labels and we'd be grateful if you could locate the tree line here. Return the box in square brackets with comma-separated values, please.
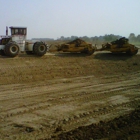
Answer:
[57, 33, 140, 45]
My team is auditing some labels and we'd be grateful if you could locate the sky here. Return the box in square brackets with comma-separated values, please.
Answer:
[0, 0, 140, 39]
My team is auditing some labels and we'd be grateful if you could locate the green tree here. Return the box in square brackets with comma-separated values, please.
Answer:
[104, 34, 120, 42]
[128, 33, 136, 42]
[136, 35, 140, 42]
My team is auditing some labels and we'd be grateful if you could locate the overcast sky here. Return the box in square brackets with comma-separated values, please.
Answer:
[0, 0, 140, 39]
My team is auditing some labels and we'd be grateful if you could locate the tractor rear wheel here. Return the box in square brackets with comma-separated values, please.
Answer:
[33, 42, 47, 56]
[4, 42, 19, 57]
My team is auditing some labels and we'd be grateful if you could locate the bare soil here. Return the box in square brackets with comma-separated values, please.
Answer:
[0, 51, 140, 140]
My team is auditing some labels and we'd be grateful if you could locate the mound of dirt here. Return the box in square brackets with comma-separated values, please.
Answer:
[52, 107, 140, 140]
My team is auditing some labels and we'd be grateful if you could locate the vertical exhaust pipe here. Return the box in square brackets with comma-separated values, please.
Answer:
[6, 26, 8, 36]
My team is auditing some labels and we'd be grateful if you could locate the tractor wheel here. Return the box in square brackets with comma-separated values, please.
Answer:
[4, 42, 19, 57]
[86, 49, 94, 55]
[26, 51, 34, 55]
[0, 50, 6, 56]
[33, 42, 47, 56]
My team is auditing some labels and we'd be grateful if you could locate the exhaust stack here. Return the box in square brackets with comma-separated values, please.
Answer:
[6, 26, 8, 35]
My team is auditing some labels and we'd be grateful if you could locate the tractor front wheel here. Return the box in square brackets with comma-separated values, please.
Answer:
[33, 42, 47, 56]
[4, 42, 19, 57]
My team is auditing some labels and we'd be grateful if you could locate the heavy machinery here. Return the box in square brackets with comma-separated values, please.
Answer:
[97, 37, 138, 55]
[0, 26, 48, 57]
[55, 38, 96, 55]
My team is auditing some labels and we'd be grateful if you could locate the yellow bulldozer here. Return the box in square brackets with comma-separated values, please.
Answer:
[97, 37, 138, 55]
[55, 38, 96, 55]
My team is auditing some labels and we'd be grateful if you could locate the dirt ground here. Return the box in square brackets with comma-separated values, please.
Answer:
[0, 50, 140, 140]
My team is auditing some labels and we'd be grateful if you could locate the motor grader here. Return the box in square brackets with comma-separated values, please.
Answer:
[0, 26, 48, 57]
[97, 37, 138, 55]
[55, 38, 96, 55]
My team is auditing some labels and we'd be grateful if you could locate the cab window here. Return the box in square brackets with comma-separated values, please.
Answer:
[11, 29, 14, 35]
[23, 29, 26, 35]
[15, 29, 18, 34]
[11, 28, 26, 35]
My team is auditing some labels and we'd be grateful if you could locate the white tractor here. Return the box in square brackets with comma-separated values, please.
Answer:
[0, 26, 48, 57]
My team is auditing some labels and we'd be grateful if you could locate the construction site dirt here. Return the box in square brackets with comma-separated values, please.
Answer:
[0, 51, 140, 140]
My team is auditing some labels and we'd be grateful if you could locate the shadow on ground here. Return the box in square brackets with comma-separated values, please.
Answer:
[54, 52, 88, 58]
[93, 52, 140, 61]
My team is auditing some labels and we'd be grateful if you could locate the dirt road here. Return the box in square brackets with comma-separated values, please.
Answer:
[0, 52, 140, 140]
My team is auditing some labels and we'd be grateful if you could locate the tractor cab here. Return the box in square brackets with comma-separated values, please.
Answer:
[10, 27, 27, 36]
[9, 26, 27, 51]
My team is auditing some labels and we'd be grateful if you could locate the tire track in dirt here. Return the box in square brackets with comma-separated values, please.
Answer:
[22, 98, 140, 139]
[43, 91, 140, 139]
[0, 71, 139, 102]
[0, 83, 138, 117]
[0, 74, 140, 120]
[55, 99, 140, 132]
[0, 83, 139, 138]
[0, 69, 140, 139]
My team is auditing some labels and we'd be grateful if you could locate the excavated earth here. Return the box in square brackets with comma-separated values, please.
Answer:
[0, 51, 140, 140]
